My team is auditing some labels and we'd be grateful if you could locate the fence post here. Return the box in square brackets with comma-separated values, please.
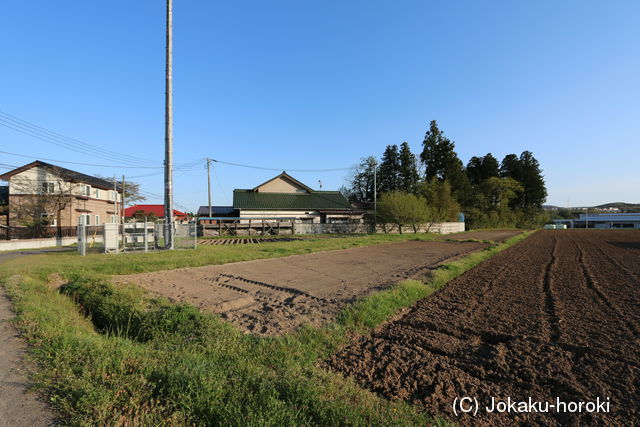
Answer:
[144, 218, 148, 253]
[77, 224, 86, 256]
[193, 221, 197, 248]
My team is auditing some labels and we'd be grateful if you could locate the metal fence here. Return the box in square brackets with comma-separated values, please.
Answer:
[77, 221, 198, 255]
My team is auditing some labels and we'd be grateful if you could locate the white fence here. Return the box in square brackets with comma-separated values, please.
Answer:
[294, 222, 465, 235]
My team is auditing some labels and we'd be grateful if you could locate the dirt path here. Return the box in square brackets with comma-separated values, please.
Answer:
[325, 230, 640, 426]
[0, 251, 58, 426]
[117, 240, 485, 335]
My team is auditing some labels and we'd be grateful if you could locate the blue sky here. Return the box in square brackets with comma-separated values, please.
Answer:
[1, 1, 638, 210]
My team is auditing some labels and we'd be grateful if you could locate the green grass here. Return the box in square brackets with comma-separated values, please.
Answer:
[0, 230, 532, 425]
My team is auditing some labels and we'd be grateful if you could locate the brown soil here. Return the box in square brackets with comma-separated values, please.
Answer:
[443, 229, 521, 242]
[324, 230, 640, 426]
[116, 240, 484, 335]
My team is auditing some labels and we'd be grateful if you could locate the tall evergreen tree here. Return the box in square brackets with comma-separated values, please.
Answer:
[398, 142, 419, 194]
[378, 145, 401, 194]
[518, 151, 547, 209]
[499, 152, 546, 209]
[420, 120, 472, 207]
[468, 153, 500, 185]
[499, 154, 523, 181]
[466, 156, 484, 186]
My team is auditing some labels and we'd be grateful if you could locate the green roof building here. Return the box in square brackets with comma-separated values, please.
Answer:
[232, 172, 362, 224]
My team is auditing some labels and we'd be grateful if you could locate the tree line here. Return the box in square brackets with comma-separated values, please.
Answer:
[342, 120, 548, 229]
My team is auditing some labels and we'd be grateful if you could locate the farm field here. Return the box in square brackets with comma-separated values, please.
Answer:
[117, 240, 484, 335]
[326, 230, 640, 425]
[0, 229, 529, 425]
[444, 229, 521, 242]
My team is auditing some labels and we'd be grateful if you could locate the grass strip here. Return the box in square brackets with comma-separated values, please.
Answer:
[1, 230, 532, 425]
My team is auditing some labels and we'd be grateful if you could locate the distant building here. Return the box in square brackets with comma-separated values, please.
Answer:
[554, 212, 640, 229]
[198, 172, 363, 224]
[124, 204, 188, 222]
[0, 160, 121, 228]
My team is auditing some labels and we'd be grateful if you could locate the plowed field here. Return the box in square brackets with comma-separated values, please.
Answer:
[117, 240, 484, 335]
[325, 230, 640, 425]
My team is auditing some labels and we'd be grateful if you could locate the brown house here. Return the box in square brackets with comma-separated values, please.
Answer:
[0, 161, 122, 232]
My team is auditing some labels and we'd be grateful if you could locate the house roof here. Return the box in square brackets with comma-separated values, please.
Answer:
[233, 190, 352, 210]
[196, 206, 236, 216]
[125, 204, 187, 218]
[252, 171, 314, 193]
[0, 161, 121, 191]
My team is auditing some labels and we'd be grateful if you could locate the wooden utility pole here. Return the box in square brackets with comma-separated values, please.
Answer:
[206, 158, 212, 218]
[164, 0, 175, 249]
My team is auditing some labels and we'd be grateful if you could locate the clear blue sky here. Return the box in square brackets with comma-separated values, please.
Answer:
[1, 1, 638, 210]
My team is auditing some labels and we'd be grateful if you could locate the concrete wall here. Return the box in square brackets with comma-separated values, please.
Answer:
[294, 222, 465, 235]
[0, 236, 77, 251]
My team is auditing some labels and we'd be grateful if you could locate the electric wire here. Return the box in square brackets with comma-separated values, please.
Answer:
[0, 111, 160, 167]
[209, 158, 353, 172]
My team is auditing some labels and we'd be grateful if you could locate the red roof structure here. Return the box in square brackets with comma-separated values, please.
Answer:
[124, 204, 187, 218]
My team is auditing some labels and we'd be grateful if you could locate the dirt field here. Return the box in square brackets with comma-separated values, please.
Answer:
[325, 230, 640, 425]
[443, 229, 521, 242]
[117, 240, 484, 335]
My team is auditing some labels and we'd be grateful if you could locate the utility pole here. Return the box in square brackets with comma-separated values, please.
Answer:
[373, 158, 377, 232]
[206, 158, 212, 218]
[164, 0, 174, 249]
[113, 174, 118, 223]
[121, 175, 126, 224]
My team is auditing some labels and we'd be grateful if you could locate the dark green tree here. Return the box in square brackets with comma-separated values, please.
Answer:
[467, 153, 500, 186]
[378, 145, 401, 194]
[398, 142, 419, 194]
[419, 120, 472, 207]
[499, 152, 546, 209]
[518, 151, 547, 209]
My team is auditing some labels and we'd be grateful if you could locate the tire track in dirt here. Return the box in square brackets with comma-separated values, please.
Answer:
[324, 230, 640, 426]
[573, 241, 639, 338]
[541, 235, 561, 343]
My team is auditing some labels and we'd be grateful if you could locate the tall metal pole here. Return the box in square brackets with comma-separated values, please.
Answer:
[206, 158, 212, 218]
[121, 175, 126, 224]
[585, 207, 588, 229]
[164, 0, 175, 249]
[373, 159, 377, 233]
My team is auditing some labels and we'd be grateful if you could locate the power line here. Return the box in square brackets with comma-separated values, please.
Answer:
[0, 150, 202, 171]
[0, 150, 160, 169]
[0, 111, 160, 167]
[209, 158, 354, 172]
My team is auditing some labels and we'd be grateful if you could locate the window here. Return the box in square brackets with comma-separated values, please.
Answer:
[110, 215, 116, 223]
[95, 188, 100, 199]
[78, 214, 91, 225]
[40, 213, 56, 226]
[79, 185, 90, 196]
[95, 215, 100, 225]
[41, 182, 55, 194]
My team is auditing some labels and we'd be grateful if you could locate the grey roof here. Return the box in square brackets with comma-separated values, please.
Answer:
[197, 206, 237, 216]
